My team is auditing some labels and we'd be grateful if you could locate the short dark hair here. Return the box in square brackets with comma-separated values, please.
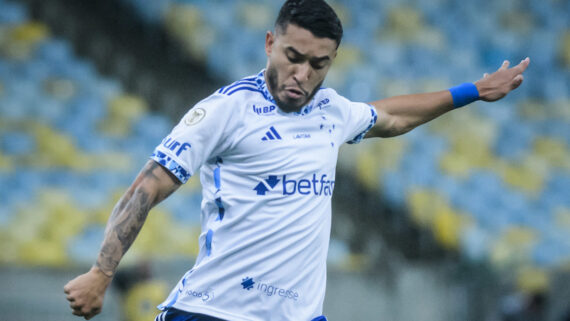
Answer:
[275, 0, 343, 48]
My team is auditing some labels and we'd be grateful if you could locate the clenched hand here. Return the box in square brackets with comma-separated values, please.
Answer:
[64, 266, 113, 320]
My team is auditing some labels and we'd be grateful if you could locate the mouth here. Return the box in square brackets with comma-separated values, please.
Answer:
[284, 87, 306, 100]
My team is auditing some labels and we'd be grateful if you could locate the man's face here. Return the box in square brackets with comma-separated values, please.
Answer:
[265, 24, 337, 113]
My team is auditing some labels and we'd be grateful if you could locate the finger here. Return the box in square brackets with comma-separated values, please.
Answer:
[69, 301, 80, 309]
[499, 60, 510, 71]
[513, 57, 530, 73]
[64, 284, 71, 294]
[66, 294, 75, 302]
[511, 74, 524, 89]
[72, 309, 84, 316]
[483, 73, 489, 78]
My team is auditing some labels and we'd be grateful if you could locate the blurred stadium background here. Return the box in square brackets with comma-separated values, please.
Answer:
[0, 0, 569, 320]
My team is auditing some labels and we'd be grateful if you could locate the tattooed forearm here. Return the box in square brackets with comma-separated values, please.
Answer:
[95, 160, 180, 277]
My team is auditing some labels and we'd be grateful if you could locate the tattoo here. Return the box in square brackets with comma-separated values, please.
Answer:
[95, 161, 180, 276]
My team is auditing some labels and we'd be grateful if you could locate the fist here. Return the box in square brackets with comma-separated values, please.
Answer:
[64, 266, 113, 319]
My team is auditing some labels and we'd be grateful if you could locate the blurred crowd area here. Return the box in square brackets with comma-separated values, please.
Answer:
[0, 0, 569, 320]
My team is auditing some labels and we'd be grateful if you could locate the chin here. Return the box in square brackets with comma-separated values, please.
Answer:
[276, 100, 305, 113]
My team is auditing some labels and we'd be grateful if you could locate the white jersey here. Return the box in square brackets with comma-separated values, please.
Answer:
[151, 70, 377, 321]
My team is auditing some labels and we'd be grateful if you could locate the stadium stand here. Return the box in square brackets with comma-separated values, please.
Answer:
[114, 0, 570, 280]
[1, 0, 569, 319]
[0, 0, 203, 269]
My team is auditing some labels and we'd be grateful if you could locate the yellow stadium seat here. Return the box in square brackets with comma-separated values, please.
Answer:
[0, 151, 14, 171]
[124, 280, 169, 321]
[407, 188, 471, 250]
[554, 207, 570, 229]
[352, 137, 408, 190]
[30, 123, 95, 170]
[10, 22, 49, 45]
[19, 239, 68, 267]
[433, 206, 471, 250]
[2, 22, 49, 60]
[490, 227, 537, 268]
[533, 137, 570, 171]
[238, 2, 273, 30]
[500, 162, 545, 196]
[126, 206, 200, 261]
[384, 7, 424, 41]
[8, 189, 88, 266]
[99, 94, 148, 137]
[516, 266, 549, 295]
[164, 4, 214, 62]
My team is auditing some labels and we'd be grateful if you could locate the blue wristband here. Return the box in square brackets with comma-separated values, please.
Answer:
[449, 83, 479, 108]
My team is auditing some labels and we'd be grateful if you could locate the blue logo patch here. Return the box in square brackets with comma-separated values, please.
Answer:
[240, 277, 300, 301]
[316, 98, 330, 109]
[241, 277, 255, 290]
[261, 126, 282, 141]
[253, 175, 280, 195]
[161, 136, 191, 156]
[253, 104, 277, 115]
[253, 174, 335, 196]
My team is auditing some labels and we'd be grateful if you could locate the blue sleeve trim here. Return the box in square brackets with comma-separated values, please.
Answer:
[347, 104, 378, 144]
[150, 150, 191, 184]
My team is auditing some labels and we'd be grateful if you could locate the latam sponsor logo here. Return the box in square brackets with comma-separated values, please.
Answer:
[253, 173, 335, 196]
[241, 277, 299, 301]
[293, 133, 311, 140]
[185, 288, 214, 302]
[161, 136, 192, 156]
[253, 104, 277, 115]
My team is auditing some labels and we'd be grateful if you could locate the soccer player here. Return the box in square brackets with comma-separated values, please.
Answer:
[64, 0, 530, 320]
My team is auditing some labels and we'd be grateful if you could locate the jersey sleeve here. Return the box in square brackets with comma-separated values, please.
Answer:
[339, 97, 378, 145]
[150, 94, 239, 184]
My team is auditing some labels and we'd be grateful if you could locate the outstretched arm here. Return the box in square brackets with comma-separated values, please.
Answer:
[64, 160, 181, 320]
[366, 57, 530, 138]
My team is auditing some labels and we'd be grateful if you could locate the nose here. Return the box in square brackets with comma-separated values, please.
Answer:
[293, 62, 311, 84]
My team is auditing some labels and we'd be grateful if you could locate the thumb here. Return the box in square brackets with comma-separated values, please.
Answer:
[511, 74, 524, 90]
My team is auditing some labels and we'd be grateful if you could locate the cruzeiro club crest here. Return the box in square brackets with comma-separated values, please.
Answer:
[241, 277, 255, 290]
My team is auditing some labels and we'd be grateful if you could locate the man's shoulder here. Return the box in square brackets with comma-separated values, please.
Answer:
[312, 87, 354, 111]
[216, 75, 264, 99]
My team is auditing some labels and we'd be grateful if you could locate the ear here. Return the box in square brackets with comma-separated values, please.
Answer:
[265, 31, 275, 57]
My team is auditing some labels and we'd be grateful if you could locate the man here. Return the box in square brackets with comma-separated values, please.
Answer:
[64, 0, 530, 320]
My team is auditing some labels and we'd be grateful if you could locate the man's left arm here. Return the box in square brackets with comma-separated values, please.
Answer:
[366, 57, 530, 138]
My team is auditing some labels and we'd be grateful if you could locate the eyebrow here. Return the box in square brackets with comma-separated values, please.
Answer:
[286, 47, 331, 63]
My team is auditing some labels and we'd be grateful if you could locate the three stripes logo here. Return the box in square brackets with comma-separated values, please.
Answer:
[261, 126, 282, 141]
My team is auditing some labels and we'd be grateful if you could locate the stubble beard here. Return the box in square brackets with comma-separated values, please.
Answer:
[266, 65, 323, 113]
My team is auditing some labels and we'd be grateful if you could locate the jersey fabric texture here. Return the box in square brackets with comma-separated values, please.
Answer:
[151, 70, 377, 321]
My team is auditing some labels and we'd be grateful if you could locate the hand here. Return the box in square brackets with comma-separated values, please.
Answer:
[475, 57, 530, 102]
[64, 266, 113, 320]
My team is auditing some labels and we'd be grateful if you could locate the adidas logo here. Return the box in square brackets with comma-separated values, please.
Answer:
[261, 126, 282, 141]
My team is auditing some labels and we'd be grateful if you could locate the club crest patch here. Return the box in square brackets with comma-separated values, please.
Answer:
[185, 108, 206, 126]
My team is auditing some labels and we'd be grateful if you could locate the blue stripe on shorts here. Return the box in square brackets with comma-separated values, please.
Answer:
[155, 308, 226, 321]
[155, 308, 327, 321]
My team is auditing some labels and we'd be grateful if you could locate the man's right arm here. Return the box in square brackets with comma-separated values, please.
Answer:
[64, 159, 181, 319]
